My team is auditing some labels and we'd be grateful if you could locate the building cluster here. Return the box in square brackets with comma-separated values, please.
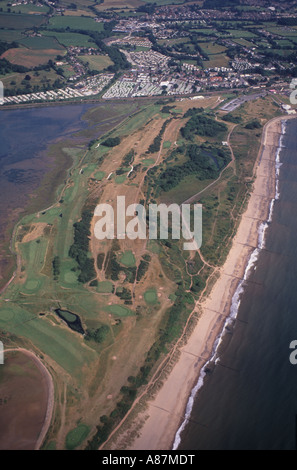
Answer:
[106, 36, 152, 49]
[3, 74, 114, 105]
[122, 50, 169, 71]
[102, 72, 195, 99]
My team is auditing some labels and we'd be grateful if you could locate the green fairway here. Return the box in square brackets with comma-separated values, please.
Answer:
[0, 302, 96, 377]
[142, 158, 155, 167]
[23, 279, 42, 293]
[163, 141, 171, 149]
[97, 281, 114, 293]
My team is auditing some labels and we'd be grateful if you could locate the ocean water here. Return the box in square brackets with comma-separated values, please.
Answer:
[0, 104, 94, 229]
[176, 118, 297, 450]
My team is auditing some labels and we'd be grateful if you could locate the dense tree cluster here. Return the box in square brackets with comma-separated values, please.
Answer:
[222, 113, 242, 124]
[52, 256, 61, 280]
[147, 119, 171, 154]
[105, 250, 136, 283]
[102, 137, 121, 148]
[69, 210, 96, 283]
[157, 143, 231, 192]
[136, 254, 151, 282]
[245, 119, 262, 129]
[85, 325, 110, 343]
[181, 110, 227, 139]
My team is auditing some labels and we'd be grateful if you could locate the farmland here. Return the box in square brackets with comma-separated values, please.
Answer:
[47, 16, 104, 32]
[2, 47, 64, 67]
[41, 31, 98, 48]
[79, 54, 114, 71]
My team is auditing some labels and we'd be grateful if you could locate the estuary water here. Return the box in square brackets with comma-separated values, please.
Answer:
[176, 118, 297, 450]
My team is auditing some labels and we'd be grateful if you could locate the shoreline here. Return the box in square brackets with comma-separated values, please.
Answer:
[104, 114, 294, 451]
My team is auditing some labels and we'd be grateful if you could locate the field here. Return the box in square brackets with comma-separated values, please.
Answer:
[0, 68, 66, 94]
[94, 0, 143, 11]
[79, 54, 114, 71]
[204, 54, 231, 69]
[0, 12, 46, 29]
[19, 36, 65, 52]
[0, 351, 49, 450]
[0, 0, 49, 14]
[42, 31, 98, 48]
[226, 29, 257, 38]
[47, 16, 104, 32]
[0, 29, 24, 42]
[233, 38, 255, 48]
[1, 47, 64, 67]
[199, 42, 228, 55]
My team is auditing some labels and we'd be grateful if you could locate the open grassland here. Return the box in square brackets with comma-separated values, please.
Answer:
[19, 36, 65, 51]
[79, 54, 114, 71]
[0, 12, 46, 29]
[0, 29, 24, 42]
[47, 16, 104, 32]
[0, 0, 49, 14]
[41, 31, 98, 48]
[94, 0, 143, 11]
[1, 47, 64, 67]
[199, 42, 228, 55]
[203, 53, 231, 68]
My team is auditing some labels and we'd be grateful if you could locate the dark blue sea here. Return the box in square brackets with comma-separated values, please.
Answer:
[175, 118, 297, 450]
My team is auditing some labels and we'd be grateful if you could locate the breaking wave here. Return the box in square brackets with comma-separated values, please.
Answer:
[172, 119, 287, 450]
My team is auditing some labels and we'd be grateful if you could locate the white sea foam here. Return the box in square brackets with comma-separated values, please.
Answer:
[172, 119, 287, 450]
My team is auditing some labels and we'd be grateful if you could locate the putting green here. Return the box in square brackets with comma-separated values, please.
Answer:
[60, 260, 79, 286]
[22, 279, 41, 294]
[65, 424, 90, 450]
[115, 175, 126, 184]
[120, 250, 136, 267]
[144, 289, 158, 305]
[97, 281, 114, 293]
[94, 171, 105, 180]
[105, 305, 134, 317]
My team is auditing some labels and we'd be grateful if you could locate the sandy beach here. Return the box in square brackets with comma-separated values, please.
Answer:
[102, 115, 293, 451]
